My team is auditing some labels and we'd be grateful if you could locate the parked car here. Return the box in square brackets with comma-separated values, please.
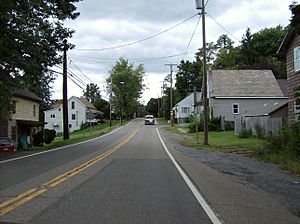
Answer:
[145, 115, 155, 125]
[0, 137, 16, 152]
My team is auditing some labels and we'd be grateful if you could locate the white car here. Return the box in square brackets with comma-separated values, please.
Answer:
[145, 115, 155, 125]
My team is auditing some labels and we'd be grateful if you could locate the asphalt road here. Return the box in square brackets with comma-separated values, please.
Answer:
[0, 120, 214, 224]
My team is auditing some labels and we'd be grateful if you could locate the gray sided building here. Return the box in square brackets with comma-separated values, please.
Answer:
[208, 70, 287, 122]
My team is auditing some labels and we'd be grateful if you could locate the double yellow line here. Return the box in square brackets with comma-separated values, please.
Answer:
[0, 128, 139, 217]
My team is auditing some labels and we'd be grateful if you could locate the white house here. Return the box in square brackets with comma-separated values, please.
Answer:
[44, 96, 102, 133]
[173, 92, 201, 124]
[207, 70, 288, 122]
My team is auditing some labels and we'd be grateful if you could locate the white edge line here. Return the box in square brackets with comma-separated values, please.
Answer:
[156, 128, 224, 224]
[0, 121, 134, 164]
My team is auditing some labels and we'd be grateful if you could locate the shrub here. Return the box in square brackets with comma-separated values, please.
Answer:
[255, 123, 266, 139]
[267, 121, 300, 156]
[188, 116, 221, 133]
[33, 130, 44, 146]
[238, 128, 252, 138]
[44, 129, 56, 144]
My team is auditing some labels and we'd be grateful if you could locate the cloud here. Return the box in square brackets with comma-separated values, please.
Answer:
[52, 0, 294, 104]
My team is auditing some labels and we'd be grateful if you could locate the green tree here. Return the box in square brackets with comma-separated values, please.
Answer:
[146, 98, 159, 116]
[213, 34, 239, 69]
[94, 98, 110, 119]
[213, 47, 239, 69]
[238, 26, 286, 78]
[215, 34, 234, 50]
[83, 83, 101, 103]
[106, 58, 145, 121]
[0, 0, 81, 121]
[290, 2, 300, 34]
[175, 60, 202, 101]
[238, 27, 256, 68]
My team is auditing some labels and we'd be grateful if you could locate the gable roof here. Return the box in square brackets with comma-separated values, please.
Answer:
[75, 97, 96, 109]
[13, 89, 41, 102]
[174, 92, 201, 108]
[277, 31, 295, 54]
[210, 70, 284, 97]
[276, 79, 288, 96]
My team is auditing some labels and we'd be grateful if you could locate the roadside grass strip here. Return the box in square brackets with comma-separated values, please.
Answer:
[0, 128, 139, 217]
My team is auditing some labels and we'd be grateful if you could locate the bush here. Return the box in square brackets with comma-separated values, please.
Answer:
[255, 123, 266, 139]
[238, 128, 252, 138]
[188, 116, 221, 133]
[44, 129, 56, 144]
[33, 130, 44, 146]
[267, 121, 300, 156]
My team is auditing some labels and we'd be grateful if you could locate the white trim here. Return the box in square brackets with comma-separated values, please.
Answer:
[214, 96, 287, 99]
[294, 46, 300, 72]
[232, 103, 239, 115]
[156, 128, 223, 224]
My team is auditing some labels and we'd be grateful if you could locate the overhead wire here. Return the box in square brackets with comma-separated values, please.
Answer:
[184, 14, 201, 55]
[69, 59, 93, 83]
[207, 13, 240, 42]
[73, 13, 199, 52]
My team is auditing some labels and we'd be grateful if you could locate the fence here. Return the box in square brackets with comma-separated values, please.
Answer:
[235, 116, 283, 136]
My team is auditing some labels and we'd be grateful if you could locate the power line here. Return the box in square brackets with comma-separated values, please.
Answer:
[69, 50, 197, 64]
[48, 69, 85, 90]
[69, 60, 93, 83]
[73, 13, 199, 52]
[184, 14, 201, 54]
[207, 13, 240, 42]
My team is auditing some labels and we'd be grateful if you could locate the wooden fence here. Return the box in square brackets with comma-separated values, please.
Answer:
[235, 116, 283, 136]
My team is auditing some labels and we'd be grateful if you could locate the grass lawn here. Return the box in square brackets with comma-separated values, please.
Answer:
[0, 120, 127, 161]
[43, 120, 124, 150]
[166, 126, 266, 153]
[165, 125, 300, 175]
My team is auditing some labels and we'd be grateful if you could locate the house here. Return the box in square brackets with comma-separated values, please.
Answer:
[44, 96, 102, 133]
[173, 92, 201, 123]
[1, 89, 44, 149]
[207, 70, 288, 122]
[278, 29, 300, 122]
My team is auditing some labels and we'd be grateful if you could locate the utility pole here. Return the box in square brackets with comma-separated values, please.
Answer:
[109, 77, 112, 127]
[196, 0, 208, 145]
[62, 40, 69, 140]
[165, 63, 177, 126]
[157, 96, 160, 117]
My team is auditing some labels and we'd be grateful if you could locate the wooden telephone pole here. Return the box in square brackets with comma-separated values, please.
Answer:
[62, 40, 69, 140]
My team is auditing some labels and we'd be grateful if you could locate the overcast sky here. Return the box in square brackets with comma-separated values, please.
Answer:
[51, 0, 296, 104]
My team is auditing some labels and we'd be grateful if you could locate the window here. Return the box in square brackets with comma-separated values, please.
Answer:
[232, 104, 239, 114]
[72, 114, 76, 120]
[181, 107, 190, 114]
[33, 104, 36, 117]
[71, 101, 75, 109]
[12, 100, 16, 114]
[294, 47, 300, 72]
[50, 114, 55, 119]
[69, 124, 72, 128]
[295, 99, 300, 120]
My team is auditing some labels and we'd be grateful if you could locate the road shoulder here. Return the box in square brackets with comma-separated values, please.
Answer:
[158, 127, 300, 224]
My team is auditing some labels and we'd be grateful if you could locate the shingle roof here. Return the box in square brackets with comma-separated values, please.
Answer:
[244, 101, 288, 117]
[276, 79, 288, 96]
[13, 89, 42, 102]
[76, 97, 96, 109]
[210, 70, 284, 97]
